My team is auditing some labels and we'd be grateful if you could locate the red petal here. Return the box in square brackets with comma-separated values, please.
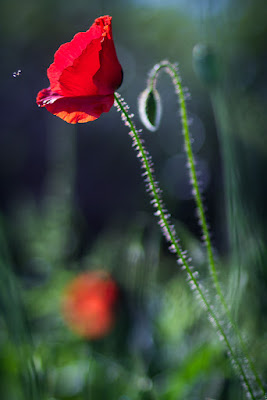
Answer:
[47, 19, 103, 94]
[48, 37, 102, 97]
[92, 17, 123, 94]
[37, 89, 114, 123]
[47, 15, 122, 97]
[36, 87, 62, 106]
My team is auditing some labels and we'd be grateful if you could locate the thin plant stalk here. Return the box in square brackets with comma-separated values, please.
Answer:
[145, 61, 266, 399]
[114, 92, 262, 400]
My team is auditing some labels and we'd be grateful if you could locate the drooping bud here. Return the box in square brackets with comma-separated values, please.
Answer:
[138, 87, 162, 132]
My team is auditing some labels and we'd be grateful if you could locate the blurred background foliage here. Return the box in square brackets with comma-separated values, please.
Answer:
[0, 0, 267, 399]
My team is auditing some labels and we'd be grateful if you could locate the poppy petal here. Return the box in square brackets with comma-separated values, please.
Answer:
[47, 19, 102, 94]
[92, 18, 123, 94]
[48, 37, 102, 97]
[47, 16, 122, 97]
[37, 15, 122, 123]
[37, 89, 114, 124]
[36, 87, 63, 106]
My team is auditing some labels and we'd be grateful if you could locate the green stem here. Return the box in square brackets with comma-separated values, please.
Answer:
[114, 92, 259, 400]
[148, 61, 219, 287]
[147, 61, 266, 398]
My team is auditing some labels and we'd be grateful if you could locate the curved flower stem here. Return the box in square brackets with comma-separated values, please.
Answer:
[149, 62, 218, 292]
[146, 61, 266, 398]
[114, 92, 261, 400]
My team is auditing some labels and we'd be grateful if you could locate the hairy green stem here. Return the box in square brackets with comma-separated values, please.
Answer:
[146, 61, 266, 399]
[148, 61, 222, 292]
[114, 92, 260, 400]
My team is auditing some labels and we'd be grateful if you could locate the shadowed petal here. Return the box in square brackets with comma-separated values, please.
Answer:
[38, 91, 114, 124]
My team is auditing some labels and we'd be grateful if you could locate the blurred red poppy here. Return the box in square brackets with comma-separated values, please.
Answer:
[37, 15, 123, 124]
[62, 270, 118, 339]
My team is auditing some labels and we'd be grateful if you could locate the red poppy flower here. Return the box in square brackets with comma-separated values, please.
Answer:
[37, 16, 123, 124]
[62, 270, 118, 339]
